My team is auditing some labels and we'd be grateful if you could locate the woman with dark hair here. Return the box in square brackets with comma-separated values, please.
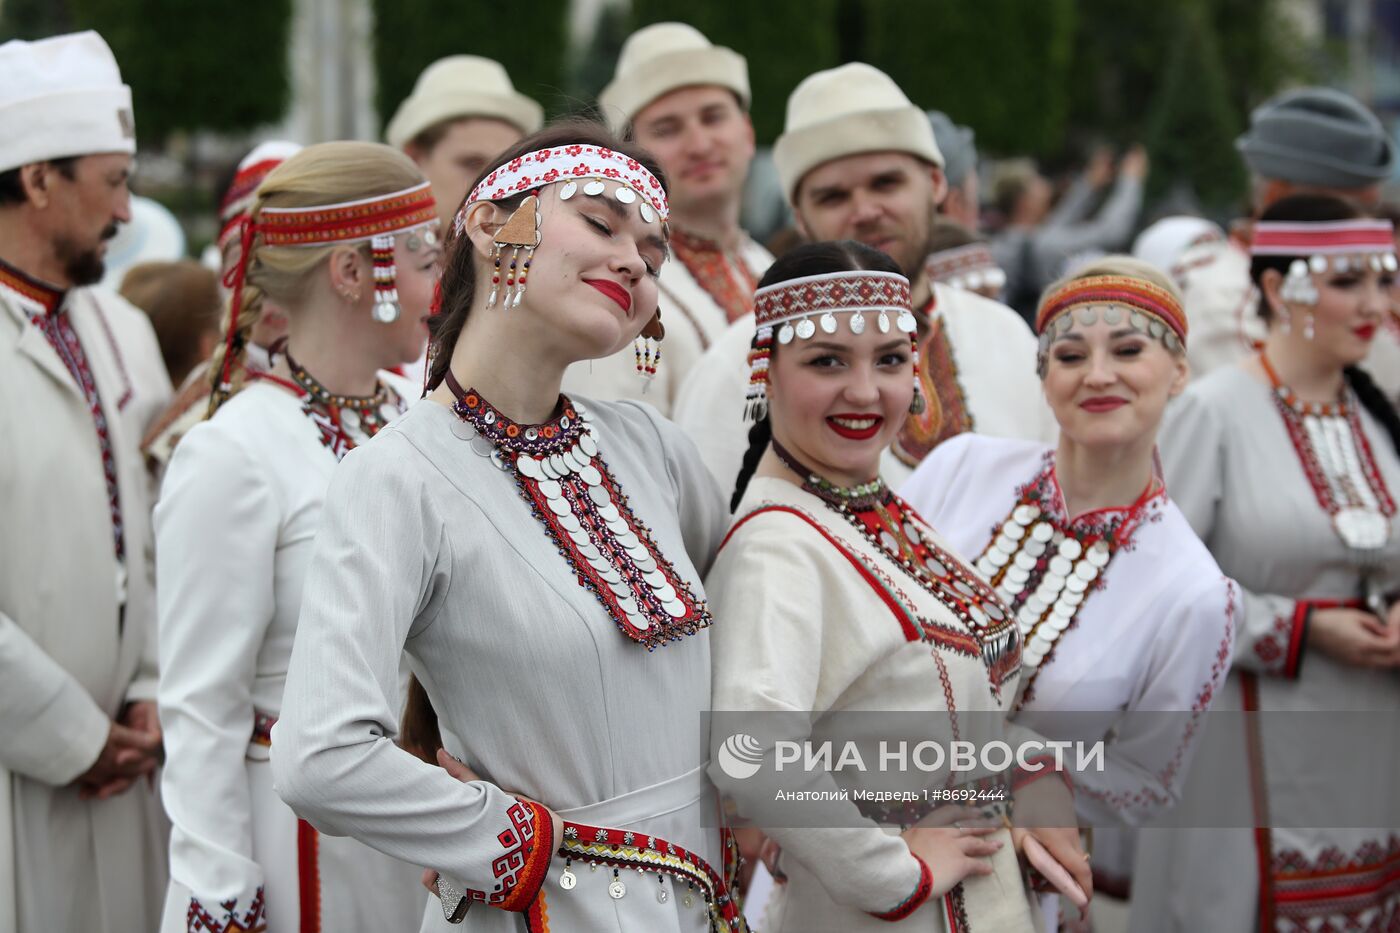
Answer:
[707, 240, 1090, 931]
[270, 122, 746, 932]
[1132, 194, 1400, 931]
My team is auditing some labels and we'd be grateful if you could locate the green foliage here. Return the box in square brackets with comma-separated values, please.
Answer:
[627, 0, 841, 143]
[373, 0, 570, 131]
[67, 1, 290, 143]
[861, 0, 1078, 157]
[0, 1, 290, 143]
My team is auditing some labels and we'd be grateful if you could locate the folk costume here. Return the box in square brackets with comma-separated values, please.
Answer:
[564, 23, 773, 417]
[0, 31, 174, 933]
[902, 275, 1237, 914]
[271, 146, 749, 933]
[1179, 88, 1395, 381]
[708, 269, 1041, 932]
[155, 181, 437, 932]
[143, 141, 300, 482]
[1133, 220, 1400, 932]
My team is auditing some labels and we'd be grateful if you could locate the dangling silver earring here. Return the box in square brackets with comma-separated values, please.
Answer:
[1304, 311, 1315, 341]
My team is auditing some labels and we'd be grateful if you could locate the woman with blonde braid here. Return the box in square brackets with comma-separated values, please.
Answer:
[154, 142, 440, 932]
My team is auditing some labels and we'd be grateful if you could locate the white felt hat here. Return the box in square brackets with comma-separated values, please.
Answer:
[774, 62, 942, 204]
[0, 31, 134, 173]
[598, 22, 750, 135]
[385, 55, 543, 149]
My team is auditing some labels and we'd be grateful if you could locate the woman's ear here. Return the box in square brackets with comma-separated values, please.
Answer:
[1168, 350, 1191, 398]
[1259, 267, 1287, 321]
[462, 200, 508, 259]
[327, 244, 367, 300]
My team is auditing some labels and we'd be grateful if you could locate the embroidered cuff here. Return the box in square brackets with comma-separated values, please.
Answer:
[186, 888, 267, 933]
[868, 854, 932, 922]
[1012, 754, 1074, 796]
[497, 799, 554, 912]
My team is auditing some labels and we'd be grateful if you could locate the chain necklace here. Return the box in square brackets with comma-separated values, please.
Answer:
[271, 347, 400, 459]
[1260, 352, 1394, 553]
[769, 437, 1019, 675]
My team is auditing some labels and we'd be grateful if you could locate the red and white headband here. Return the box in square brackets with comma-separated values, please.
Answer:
[455, 144, 669, 234]
[1251, 218, 1398, 306]
[924, 243, 1006, 293]
[217, 181, 439, 393]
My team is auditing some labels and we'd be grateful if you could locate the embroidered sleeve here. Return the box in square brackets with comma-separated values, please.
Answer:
[867, 855, 933, 922]
[1072, 576, 1239, 827]
[272, 440, 561, 910]
[1232, 590, 1309, 679]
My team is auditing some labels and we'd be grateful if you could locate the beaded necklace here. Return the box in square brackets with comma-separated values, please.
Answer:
[445, 372, 711, 649]
[769, 438, 1019, 671]
[262, 348, 402, 460]
[1260, 352, 1394, 553]
[973, 451, 1162, 705]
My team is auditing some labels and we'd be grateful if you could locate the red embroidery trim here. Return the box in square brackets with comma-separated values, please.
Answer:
[296, 819, 320, 933]
[670, 228, 758, 325]
[457, 799, 551, 912]
[186, 888, 267, 933]
[894, 308, 974, 467]
[870, 855, 933, 921]
[0, 259, 62, 312]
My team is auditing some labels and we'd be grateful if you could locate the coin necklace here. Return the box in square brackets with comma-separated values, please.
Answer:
[445, 372, 711, 648]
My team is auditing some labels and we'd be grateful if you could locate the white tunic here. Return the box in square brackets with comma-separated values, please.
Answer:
[271, 394, 740, 931]
[902, 435, 1236, 826]
[708, 476, 1038, 932]
[1133, 365, 1400, 932]
[155, 377, 422, 933]
[1175, 238, 1265, 380]
[562, 234, 772, 417]
[673, 283, 1055, 497]
[0, 277, 172, 933]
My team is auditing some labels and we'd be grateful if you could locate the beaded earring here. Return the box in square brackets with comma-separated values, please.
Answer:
[635, 308, 665, 383]
[488, 195, 541, 309]
[908, 333, 926, 415]
[744, 325, 774, 421]
[370, 234, 400, 323]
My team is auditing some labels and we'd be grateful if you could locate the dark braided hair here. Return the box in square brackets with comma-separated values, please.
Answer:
[729, 240, 903, 511]
[1248, 193, 1400, 457]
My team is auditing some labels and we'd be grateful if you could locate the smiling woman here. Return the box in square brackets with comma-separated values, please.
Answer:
[268, 121, 753, 932]
[901, 256, 1237, 924]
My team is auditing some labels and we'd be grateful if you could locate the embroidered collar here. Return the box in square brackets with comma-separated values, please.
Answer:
[0, 257, 65, 315]
[1030, 449, 1167, 545]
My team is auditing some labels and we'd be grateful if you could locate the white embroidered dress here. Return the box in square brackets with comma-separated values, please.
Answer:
[155, 374, 422, 933]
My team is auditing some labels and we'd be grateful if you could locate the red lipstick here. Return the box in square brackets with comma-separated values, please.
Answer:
[585, 278, 632, 313]
[1079, 396, 1128, 413]
[1355, 323, 1378, 341]
[826, 413, 884, 440]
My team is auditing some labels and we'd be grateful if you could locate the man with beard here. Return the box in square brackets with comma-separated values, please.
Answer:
[0, 31, 171, 933]
[564, 22, 772, 416]
[674, 62, 1052, 491]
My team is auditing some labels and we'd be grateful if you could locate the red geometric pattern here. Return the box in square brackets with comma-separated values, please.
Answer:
[754, 269, 910, 328]
[256, 182, 436, 247]
[465, 144, 669, 220]
[462, 799, 552, 912]
[894, 302, 974, 468]
[187, 888, 267, 933]
[670, 227, 758, 325]
[1271, 834, 1400, 932]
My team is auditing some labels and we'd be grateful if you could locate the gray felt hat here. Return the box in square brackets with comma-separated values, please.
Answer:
[1236, 87, 1394, 188]
[926, 111, 977, 187]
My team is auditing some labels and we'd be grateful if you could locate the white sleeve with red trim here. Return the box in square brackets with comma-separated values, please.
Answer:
[1160, 385, 1307, 679]
[155, 418, 279, 930]
[706, 510, 929, 917]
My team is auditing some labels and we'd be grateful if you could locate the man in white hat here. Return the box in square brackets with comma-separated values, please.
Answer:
[674, 62, 1052, 492]
[562, 22, 773, 417]
[1177, 86, 1395, 379]
[387, 55, 543, 232]
[0, 30, 172, 933]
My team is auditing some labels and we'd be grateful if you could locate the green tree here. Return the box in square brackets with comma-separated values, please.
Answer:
[861, 0, 1078, 158]
[373, 0, 570, 132]
[627, 0, 841, 142]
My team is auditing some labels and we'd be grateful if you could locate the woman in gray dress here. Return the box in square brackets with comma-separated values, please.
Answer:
[1133, 194, 1400, 931]
[271, 122, 747, 932]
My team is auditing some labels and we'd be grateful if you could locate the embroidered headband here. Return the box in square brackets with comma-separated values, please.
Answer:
[745, 269, 924, 421]
[455, 144, 669, 235]
[1035, 274, 1188, 355]
[924, 243, 1006, 293]
[1251, 218, 1398, 306]
[216, 181, 440, 396]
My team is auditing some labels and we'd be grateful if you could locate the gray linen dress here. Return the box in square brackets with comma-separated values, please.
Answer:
[272, 394, 733, 932]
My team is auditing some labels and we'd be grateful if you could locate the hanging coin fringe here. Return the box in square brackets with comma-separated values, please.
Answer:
[908, 333, 927, 415]
[490, 195, 542, 310]
[370, 234, 401, 323]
